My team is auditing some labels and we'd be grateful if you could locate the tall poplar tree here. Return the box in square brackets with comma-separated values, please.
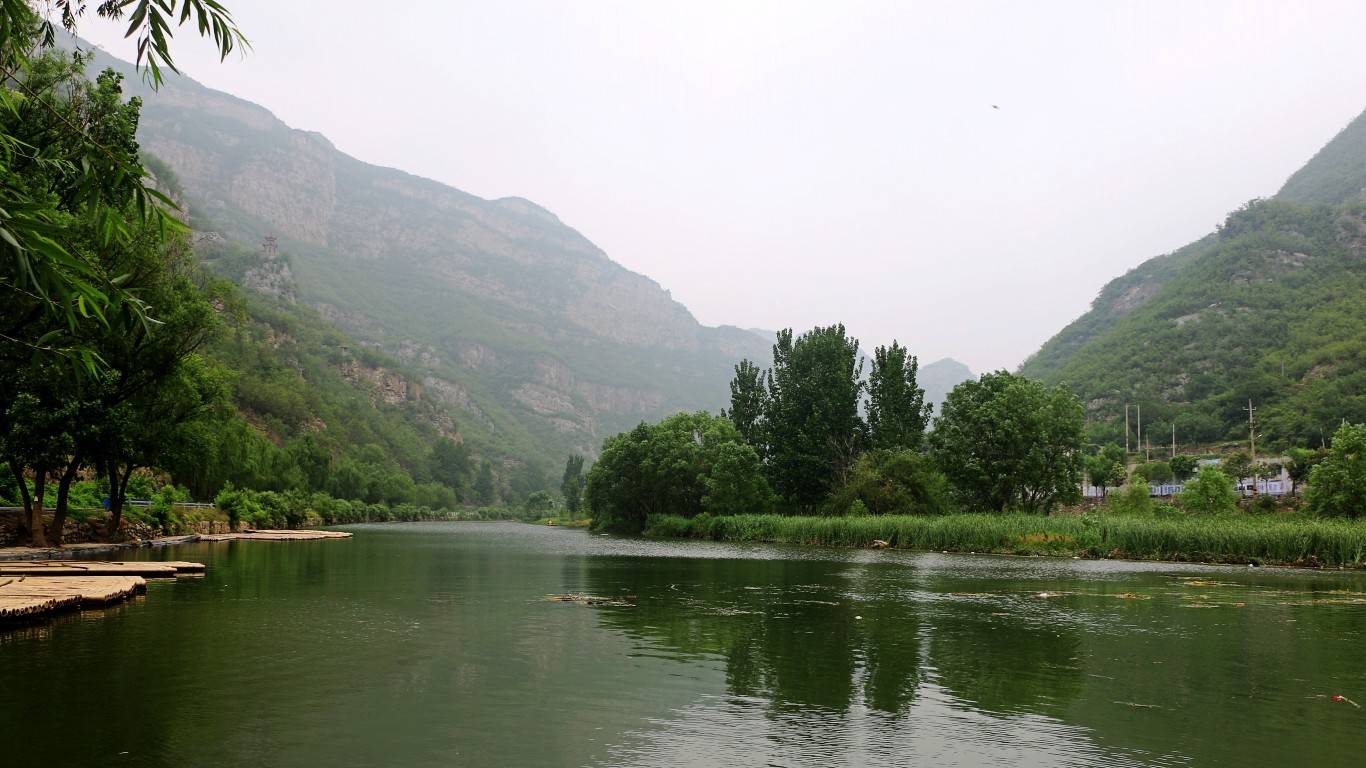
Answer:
[723, 358, 767, 452]
[560, 454, 585, 514]
[764, 325, 865, 509]
[865, 341, 931, 451]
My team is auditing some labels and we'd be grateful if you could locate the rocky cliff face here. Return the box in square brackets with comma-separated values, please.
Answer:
[91, 48, 769, 472]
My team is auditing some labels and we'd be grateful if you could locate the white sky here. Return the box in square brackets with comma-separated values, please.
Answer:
[79, 1, 1366, 373]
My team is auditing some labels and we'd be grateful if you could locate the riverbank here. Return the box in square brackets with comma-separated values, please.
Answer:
[643, 513, 1366, 568]
[0, 529, 351, 561]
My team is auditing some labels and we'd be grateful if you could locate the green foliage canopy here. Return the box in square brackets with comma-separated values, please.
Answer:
[1175, 466, 1238, 515]
[930, 371, 1084, 514]
[865, 341, 931, 452]
[1306, 423, 1366, 518]
[585, 412, 772, 534]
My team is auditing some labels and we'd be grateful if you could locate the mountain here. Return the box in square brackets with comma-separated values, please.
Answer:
[919, 358, 974, 414]
[81, 44, 769, 480]
[1019, 107, 1366, 449]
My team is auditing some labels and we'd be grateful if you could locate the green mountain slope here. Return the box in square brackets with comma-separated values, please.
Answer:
[80, 46, 769, 479]
[1020, 108, 1366, 449]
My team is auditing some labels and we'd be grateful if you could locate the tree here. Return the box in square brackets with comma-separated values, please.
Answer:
[702, 441, 774, 517]
[585, 412, 773, 533]
[1170, 455, 1198, 482]
[287, 435, 332, 493]
[1284, 447, 1322, 496]
[524, 490, 555, 517]
[1084, 444, 1126, 499]
[474, 461, 497, 505]
[930, 371, 1084, 514]
[765, 326, 865, 509]
[560, 454, 585, 514]
[1175, 466, 1237, 515]
[865, 341, 931, 452]
[723, 358, 767, 450]
[2, 389, 77, 547]
[1, 2, 245, 375]
[2, 47, 225, 545]
[1306, 423, 1366, 518]
[86, 354, 229, 539]
[1222, 452, 1253, 491]
[429, 437, 472, 495]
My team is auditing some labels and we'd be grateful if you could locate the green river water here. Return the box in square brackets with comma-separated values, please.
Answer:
[3, 522, 1364, 767]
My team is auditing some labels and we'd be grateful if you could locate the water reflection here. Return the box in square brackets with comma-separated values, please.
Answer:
[580, 554, 1090, 724]
[570, 540, 1366, 767]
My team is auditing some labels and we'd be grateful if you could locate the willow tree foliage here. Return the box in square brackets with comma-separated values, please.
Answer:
[0, 1, 245, 544]
[1, 0, 245, 371]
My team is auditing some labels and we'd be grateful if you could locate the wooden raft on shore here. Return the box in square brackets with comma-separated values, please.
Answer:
[0, 560, 204, 578]
[198, 529, 352, 542]
[0, 575, 146, 621]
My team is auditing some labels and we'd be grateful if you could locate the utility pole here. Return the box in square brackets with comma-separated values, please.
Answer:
[1124, 404, 1130, 454]
[1136, 404, 1142, 462]
[1245, 399, 1258, 496]
[1171, 422, 1176, 459]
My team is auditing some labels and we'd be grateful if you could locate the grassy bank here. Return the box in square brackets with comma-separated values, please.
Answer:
[643, 512, 1366, 568]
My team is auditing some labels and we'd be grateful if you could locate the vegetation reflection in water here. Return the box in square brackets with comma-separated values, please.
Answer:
[3, 523, 1364, 768]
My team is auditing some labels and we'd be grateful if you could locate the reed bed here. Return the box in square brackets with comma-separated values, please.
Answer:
[643, 513, 1366, 568]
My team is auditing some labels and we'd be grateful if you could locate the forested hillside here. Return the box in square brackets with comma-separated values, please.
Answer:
[77, 44, 769, 483]
[1020, 108, 1366, 449]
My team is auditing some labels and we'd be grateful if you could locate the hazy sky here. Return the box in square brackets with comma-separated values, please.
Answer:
[81, 1, 1366, 373]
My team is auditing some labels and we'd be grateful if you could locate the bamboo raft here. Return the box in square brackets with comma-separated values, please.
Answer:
[0, 560, 204, 578]
[0, 575, 146, 621]
[198, 530, 352, 542]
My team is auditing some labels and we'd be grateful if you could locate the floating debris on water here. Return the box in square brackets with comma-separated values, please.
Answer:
[1113, 701, 1160, 709]
[544, 594, 634, 607]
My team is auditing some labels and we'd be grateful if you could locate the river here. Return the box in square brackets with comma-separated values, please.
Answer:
[2, 522, 1363, 766]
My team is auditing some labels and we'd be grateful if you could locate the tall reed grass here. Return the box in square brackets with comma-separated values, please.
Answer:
[643, 512, 1366, 568]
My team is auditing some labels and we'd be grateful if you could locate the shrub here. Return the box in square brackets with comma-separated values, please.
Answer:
[1175, 466, 1238, 515]
[1134, 461, 1174, 484]
[148, 485, 190, 532]
[524, 490, 555, 516]
[829, 449, 951, 516]
[1105, 479, 1154, 516]
[214, 485, 262, 530]
[1170, 455, 1198, 482]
